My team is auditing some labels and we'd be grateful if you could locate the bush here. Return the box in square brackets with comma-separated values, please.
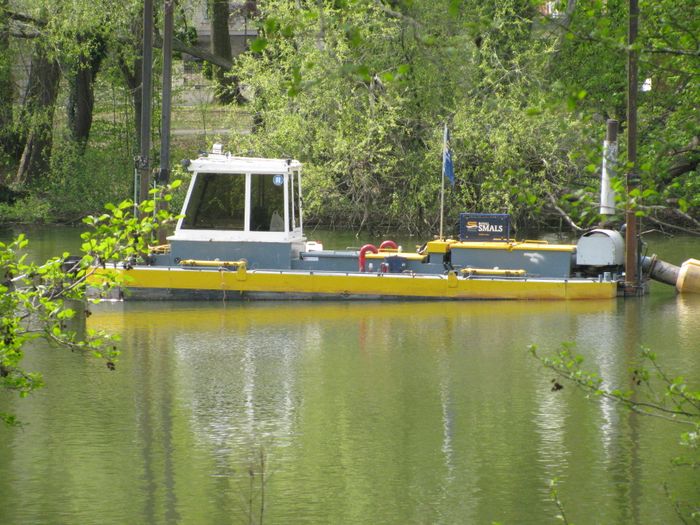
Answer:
[0, 195, 52, 223]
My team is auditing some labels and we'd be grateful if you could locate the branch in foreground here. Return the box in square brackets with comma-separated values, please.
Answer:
[529, 343, 700, 425]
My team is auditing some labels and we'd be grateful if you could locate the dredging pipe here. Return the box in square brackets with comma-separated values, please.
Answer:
[642, 256, 700, 294]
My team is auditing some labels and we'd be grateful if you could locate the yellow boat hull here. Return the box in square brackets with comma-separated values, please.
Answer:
[91, 266, 618, 301]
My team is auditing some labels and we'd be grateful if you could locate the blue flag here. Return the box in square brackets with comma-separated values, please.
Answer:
[443, 125, 455, 186]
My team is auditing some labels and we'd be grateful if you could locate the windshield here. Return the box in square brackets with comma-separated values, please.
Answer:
[181, 173, 246, 230]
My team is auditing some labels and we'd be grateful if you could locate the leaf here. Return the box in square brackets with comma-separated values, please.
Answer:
[355, 65, 371, 82]
[345, 25, 362, 49]
[380, 72, 394, 83]
[264, 17, 280, 35]
[250, 38, 268, 53]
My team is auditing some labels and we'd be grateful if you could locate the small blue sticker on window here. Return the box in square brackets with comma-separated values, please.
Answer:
[273, 175, 284, 186]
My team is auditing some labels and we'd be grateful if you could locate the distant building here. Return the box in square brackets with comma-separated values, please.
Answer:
[184, 0, 258, 56]
[178, 1, 259, 105]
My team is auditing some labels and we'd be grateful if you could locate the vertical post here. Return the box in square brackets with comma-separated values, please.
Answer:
[600, 119, 618, 216]
[157, 0, 174, 243]
[160, 0, 173, 187]
[439, 166, 445, 239]
[137, 0, 154, 209]
[439, 123, 447, 240]
[625, 0, 640, 292]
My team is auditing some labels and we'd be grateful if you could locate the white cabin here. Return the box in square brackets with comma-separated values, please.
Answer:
[170, 145, 304, 244]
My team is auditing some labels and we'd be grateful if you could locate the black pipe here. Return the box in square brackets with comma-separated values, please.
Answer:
[641, 255, 680, 287]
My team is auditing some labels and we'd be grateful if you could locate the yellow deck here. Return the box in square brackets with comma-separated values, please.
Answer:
[91, 266, 618, 300]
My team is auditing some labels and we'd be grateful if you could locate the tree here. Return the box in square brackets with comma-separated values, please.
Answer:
[232, 0, 698, 234]
[14, 32, 61, 186]
[2, 0, 236, 192]
[546, 0, 700, 230]
[67, 34, 108, 153]
[209, 0, 236, 103]
[0, 181, 181, 426]
[1, 0, 697, 231]
[0, 0, 18, 162]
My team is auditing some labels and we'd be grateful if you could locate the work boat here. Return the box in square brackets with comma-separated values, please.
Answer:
[97, 146, 699, 300]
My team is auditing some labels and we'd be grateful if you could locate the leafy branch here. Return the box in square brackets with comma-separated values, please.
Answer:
[529, 342, 699, 522]
[1, 181, 181, 426]
[529, 343, 699, 424]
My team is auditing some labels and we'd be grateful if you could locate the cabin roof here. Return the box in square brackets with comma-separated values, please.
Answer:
[188, 153, 302, 175]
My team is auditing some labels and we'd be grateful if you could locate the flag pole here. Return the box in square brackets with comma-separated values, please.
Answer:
[439, 123, 447, 239]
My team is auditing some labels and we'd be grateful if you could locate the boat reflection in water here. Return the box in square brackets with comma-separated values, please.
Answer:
[87, 299, 634, 522]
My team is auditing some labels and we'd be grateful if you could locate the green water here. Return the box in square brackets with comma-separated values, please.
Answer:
[1, 226, 698, 524]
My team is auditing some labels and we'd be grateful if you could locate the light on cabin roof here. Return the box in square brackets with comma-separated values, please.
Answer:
[212, 143, 224, 154]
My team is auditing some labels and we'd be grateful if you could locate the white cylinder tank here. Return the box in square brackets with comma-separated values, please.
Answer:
[576, 229, 625, 266]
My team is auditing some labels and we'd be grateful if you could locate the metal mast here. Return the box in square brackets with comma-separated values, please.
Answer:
[624, 0, 641, 294]
[136, 0, 154, 209]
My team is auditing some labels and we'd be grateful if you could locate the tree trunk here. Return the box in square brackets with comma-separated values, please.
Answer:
[15, 40, 61, 186]
[0, 0, 18, 160]
[210, 0, 240, 104]
[67, 35, 106, 153]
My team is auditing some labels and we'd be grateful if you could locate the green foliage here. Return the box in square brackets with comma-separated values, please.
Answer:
[230, 0, 698, 233]
[2, 0, 697, 232]
[81, 181, 182, 266]
[548, 0, 700, 225]
[530, 343, 699, 423]
[44, 122, 134, 219]
[0, 194, 51, 223]
[530, 343, 699, 522]
[0, 182, 180, 425]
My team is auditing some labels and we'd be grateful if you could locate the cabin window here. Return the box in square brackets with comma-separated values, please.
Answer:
[181, 173, 246, 230]
[289, 171, 296, 231]
[288, 170, 301, 231]
[250, 173, 285, 231]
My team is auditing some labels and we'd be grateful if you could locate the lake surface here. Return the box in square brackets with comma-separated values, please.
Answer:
[1, 225, 699, 524]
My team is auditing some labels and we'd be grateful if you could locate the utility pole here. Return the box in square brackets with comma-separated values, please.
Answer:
[624, 0, 641, 295]
[158, 0, 174, 243]
[136, 0, 154, 211]
[160, 0, 173, 188]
